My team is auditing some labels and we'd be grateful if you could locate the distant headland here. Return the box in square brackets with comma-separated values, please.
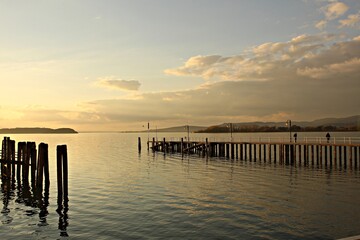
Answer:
[0, 128, 78, 134]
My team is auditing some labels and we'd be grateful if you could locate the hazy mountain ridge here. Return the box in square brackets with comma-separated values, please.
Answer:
[0, 127, 78, 134]
[139, 115, 359, 133]
[201, 115, 360, 133]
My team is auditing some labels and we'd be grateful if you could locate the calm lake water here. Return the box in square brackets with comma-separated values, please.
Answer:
[1, 132, 360, 239]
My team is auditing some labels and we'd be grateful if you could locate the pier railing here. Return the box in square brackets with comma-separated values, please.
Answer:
[165, 137, 360, 144]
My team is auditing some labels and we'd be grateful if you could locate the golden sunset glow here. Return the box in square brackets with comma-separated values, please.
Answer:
[0, 1, 359, 131]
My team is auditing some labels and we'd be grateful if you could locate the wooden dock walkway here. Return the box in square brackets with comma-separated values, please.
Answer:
[146, 137, 360, 167]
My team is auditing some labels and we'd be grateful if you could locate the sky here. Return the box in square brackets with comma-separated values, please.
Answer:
[0, 0, 359, 131]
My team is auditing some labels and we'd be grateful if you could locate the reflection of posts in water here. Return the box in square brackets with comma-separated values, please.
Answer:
[38, 185, 50, 227]
[1, 178, 13, 224]
[57, 203, 69, 237]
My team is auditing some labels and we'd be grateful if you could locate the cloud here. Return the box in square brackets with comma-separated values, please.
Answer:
[315, 20, 327, 30]
[297, 58, 360, 79]
[165, 34, 359, 82]
[164, 55, 224, 79]
[95, 77, 141, 91]
[314, 1, 349, 29]
[323, 1, 349, 20]
[83, 76, 360, 128]
[339, 11, 360, 28]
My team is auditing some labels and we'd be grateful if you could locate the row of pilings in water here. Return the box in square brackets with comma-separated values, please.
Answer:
[143, 137, 360, 169]
[0, 137, 69, 235]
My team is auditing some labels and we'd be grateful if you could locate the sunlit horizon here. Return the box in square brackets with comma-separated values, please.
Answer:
[1, 1, 359, 131]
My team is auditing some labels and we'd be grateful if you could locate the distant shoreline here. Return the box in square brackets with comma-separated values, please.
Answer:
[0, 128, 78, 134]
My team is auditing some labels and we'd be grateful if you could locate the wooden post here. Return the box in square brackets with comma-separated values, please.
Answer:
[29, 142, 37, 184]
[22, 142, 29, 181]
[319, 146, 323, 166]
[240, 144, 243, 160]
[181, 138, 184, 154]
[236, 144, 238, 159]
[138, 137, 141, 152]
[355, 147, 358, 168]
[231, 143, 234, 160]
[36, 143, 46, 190]
[279, 144, 283, 164]
[268, 144, 272, 163]
[349, 146, 353, 168]
[258, 144, 261, 162]
[329, 146, 333, 167]
[5, 137, 11, 178]
[57, 145, 63, 203]
[17, 142, 24, 182]
[249, 144, 252, 161]
[290, 145, 294, 164]
[162, 138, 166, 153]
[1, 137, 10, 179]
[226, 144, 229, 158]
[205, 138, 209, 156]
[285, 145, 289, 164]
[274, 145, 277, 164]
[309, 145, 313, 165]
[63, 146, 69, 203]
[263, 144, 271, 162]
[43, 144, 50, 190]
[344, 146, 347, 168]
[253, 144, 257, 162]
[57, 145, 68, 205]
[10, 140, 15, 179]
[1, 138, 4, 179]
[263, 144, 266, 162]
[325, 146, 328, 166]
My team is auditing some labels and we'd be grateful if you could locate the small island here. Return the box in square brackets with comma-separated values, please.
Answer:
[0, 128, 78, 134]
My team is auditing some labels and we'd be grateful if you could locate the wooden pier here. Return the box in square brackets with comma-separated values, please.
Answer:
[146, 137, 360, 168]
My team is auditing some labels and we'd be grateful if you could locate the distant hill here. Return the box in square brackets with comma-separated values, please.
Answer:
[197, 115, 360, 133]
[0, 128, 78, 134]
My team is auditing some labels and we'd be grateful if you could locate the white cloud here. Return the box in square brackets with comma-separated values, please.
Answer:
[95, 77, 141, 91]
[165, 34, 359, 82]
[323, 1, 349, 20]
[315, 1, 350, 29]
[315, 20, 327, 30]
[339, 11, 360, 28]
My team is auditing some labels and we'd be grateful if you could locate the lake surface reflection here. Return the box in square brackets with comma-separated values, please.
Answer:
[1, 132, 360, 239]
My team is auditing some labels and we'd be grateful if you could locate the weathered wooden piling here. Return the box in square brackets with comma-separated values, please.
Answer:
[138, 137, 141, 152]
[1, 137, 11, 179]
[36, 143, 49, 190]
[57, 145, 69, 204]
